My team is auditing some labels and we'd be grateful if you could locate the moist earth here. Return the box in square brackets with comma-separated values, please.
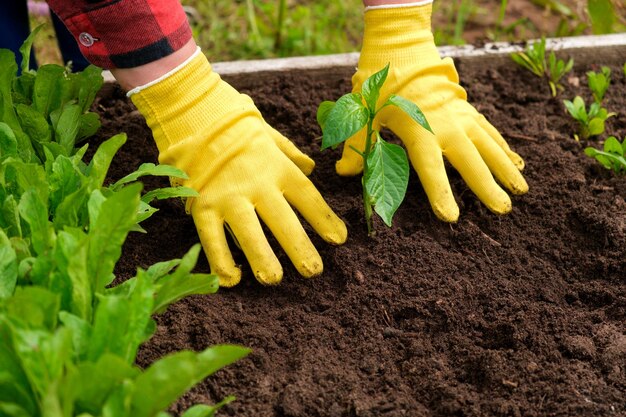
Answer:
[93, 59, 626, 416]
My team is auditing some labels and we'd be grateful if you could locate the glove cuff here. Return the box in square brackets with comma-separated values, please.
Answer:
[130, 49, 256, 154]
[364, 0, 433, 12]
[360, 2, 439, 68]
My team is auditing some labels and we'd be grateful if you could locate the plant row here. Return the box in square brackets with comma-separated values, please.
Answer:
[512, 38, 626, 173]
[0, 29, 248, 417]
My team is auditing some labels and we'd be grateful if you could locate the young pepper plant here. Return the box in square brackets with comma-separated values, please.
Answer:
[317, 64, 432, 235]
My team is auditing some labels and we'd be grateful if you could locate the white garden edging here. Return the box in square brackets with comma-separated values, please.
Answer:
[103, 33, 626, 83]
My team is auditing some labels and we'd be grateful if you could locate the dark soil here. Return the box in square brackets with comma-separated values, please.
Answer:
[94, 58, 626, 416]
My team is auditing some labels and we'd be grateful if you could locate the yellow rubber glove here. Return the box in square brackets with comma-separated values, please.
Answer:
[130, 49, 347, 287]
[337, 2, 528, 221]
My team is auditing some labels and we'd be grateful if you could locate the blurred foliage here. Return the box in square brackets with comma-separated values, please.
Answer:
[27, 0, 626, 64]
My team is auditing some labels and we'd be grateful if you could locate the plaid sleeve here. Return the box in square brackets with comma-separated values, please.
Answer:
[46, 0, 192, 69]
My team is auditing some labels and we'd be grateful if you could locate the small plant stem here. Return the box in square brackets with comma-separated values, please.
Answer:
[275, 0, 287, 52]
[362, 117, 375, 235]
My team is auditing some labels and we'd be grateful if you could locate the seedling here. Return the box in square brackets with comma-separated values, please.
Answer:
[587, 66, 611, 103]
[584, 136, 626, 174]
[511, 37, 574, 96]
[317, 64, 432, 235]
[563, 96, 615, 141]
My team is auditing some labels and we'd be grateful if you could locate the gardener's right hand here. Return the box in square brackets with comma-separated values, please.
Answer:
[337, 1, 528, 222]
[129, 48, 347, 287]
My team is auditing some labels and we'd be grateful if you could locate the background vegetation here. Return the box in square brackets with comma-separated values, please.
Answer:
[30, 0, 625, 64]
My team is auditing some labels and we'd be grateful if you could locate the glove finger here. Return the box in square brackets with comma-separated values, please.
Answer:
[335, 120, 381, 176]
[283, 172, 347, 245]
[476, 115, 525, 170]
[224, 199, 283, 285]
[443, 133, 512, 215]
[468, 123, 529, 195]
[256, 192, 323, 278]
[403, 130, 460, 222]
[265, 122, 315, 175]
[192, 208, 241, 287]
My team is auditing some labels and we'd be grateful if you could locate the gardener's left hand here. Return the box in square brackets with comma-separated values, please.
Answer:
[337, 2, 528, 222]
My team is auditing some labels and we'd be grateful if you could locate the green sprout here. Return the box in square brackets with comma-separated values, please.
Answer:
[317, 64, 432, 235]
[587, 66, 611, 103]
[511, 37, 574, 96]
[563, 96, 615, 141]
[585, 136, 626, 174]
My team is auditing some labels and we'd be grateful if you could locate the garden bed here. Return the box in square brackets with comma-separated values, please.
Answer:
[96, 48, 626, 416]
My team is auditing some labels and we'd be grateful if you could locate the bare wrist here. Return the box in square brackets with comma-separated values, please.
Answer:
[111, 39, 198, 91]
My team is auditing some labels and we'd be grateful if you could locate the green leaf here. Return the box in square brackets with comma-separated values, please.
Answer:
[10, 327, 72, 400]
[88, 183, 142, 293]
[386, 94, 432, 133]
[32, 65, 67, 119]
[58, 312, 91, 361]
[57, 230, 91, 320]
[87, 134, 127, 189]
[111, 163, 190, 190]
[0, 195, 22, 238]
[364, 136, 409, 227]
[76, 65, 104, 113]
[53, 183, 90, 230]
[18, 25, 44, 75]
[72, 354, 139, 415]
[180, 397, 236, 417]
[316, 101, 335, 131]
[76, 113, 101, 143]
[0, 230, 18, 299]
[18, 189, 53, 256]
[588, 118, 605, 137]
[603, 136, 623, 155]
[49, 155, 84, 215]
[6, 286, 60, 330]
[362, 63, 389, 112]
[0, 50, 20, 133]
[54, 104, 81, 154]
[0, 402, 32, 417]
[588, 0, 616, 34]
[15, 104, 51, 145]
[320, 93, 368, 150]
[87, 295, 130, 362]
[129, 345, 250, 417]
[152, 245, 219, 313]
[0, 123, 18, 159]
[141, 186, 199, 204]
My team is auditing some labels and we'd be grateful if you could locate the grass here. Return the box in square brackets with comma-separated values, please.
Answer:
[25, 0, 626, 65]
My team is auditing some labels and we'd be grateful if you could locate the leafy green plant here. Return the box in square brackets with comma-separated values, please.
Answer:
[563, 96, 616, 141]
[584, 136, 626, 174]
[587, 66, 611, 103]
[317, 64, 431, 235]
[0, 34, 249, 416]
[511, 37, 574, 96]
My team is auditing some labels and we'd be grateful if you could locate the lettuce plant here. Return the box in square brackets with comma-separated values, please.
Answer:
[563, 96, 616, 141]
[0, 32, 248, 417]
[584, 136, 626, 174]
[317, 64, 432, 235]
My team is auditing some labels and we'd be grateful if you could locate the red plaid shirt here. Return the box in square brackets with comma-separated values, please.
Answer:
[47, 0, 192, 69]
